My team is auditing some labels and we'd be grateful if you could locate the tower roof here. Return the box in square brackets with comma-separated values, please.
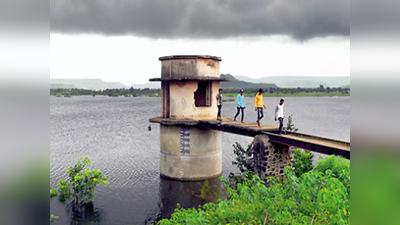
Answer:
[159, 55, 222, 61]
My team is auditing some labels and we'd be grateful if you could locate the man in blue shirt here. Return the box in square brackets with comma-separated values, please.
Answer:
[234, 89, 246, 122]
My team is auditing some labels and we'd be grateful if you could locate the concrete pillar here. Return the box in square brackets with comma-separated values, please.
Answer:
[152, 55, 226, 181]
[253, 135, 295, 182]
[160, 125, 222, 181]
[157, 177, 222, 220]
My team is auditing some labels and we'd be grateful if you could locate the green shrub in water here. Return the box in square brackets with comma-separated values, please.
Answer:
[50, 156, 109, 205]
[50, 214, 59, 222]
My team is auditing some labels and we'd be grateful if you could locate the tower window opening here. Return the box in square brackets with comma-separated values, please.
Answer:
[194, 81, 212, 107]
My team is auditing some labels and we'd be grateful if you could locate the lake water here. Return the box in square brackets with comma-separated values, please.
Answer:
[50, 96, 350, 224]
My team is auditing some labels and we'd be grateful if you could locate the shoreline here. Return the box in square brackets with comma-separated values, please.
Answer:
[51, 93, 350, 98]
[223, 92, 350, 97]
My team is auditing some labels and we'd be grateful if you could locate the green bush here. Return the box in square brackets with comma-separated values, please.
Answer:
[232, 143, 254, 174]
[283, 115, 299, 132]
[294, 149, 314, 177]
[168, 139, 349, 225]
[157, 163, 350, 225]
[228, 142, 254, 187]
[315, 155, 350, 194]
[50, 156, 109, 205]
[50, 214, 59, 222]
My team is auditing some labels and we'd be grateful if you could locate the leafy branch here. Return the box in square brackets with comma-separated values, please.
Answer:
[283, 115, 299, 133]
[50, 156, 110, 221]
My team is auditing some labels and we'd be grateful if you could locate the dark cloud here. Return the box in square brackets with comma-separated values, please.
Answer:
[50, 0, 350, 40]
[352, 0, 400, 36]
[0, 0, 48, 28]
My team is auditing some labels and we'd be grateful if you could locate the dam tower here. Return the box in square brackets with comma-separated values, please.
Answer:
[149, 55, 230, 181]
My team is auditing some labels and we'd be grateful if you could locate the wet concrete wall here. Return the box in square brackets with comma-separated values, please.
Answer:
[160, 125, 222, 181]
[169, 81, 220, 119]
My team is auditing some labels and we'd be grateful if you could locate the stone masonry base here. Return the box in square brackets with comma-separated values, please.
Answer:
[253, 134, 295, 182]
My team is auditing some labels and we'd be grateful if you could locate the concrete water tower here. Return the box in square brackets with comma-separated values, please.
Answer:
[149, 55, 230, 181]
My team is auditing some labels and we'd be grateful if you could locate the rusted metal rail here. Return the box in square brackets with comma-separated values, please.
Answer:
[263, 131, 350, 159]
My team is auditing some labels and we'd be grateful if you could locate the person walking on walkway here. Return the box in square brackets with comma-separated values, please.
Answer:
[234, 89, 246, 122]
[275, 99, 285, 134]
[255, 88, 266, 128]
[216, 88, 223, 121]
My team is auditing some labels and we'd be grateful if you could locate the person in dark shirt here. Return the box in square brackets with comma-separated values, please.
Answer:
[216, 89, 223, 121]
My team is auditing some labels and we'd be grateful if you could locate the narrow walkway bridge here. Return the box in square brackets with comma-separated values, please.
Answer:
[150, 117, 350, 159]
[149, 55, 349, 181]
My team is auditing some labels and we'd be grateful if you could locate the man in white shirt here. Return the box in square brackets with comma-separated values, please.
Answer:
[275, 99, 284, 134]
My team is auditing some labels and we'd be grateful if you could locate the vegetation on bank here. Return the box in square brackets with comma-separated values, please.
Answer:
[223, 91, 349, 97]
[223, 85, 350, 96]
[157, 156, 350, 225]
[294, 149, 314, 177]
[227, 115, 301, 186]
[157, 116, 350, 224]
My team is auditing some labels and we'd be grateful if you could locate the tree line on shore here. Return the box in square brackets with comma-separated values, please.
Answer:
[225, 85, 349, 95]
[50, 87, 160, 97]
[51, 85, 349, 97]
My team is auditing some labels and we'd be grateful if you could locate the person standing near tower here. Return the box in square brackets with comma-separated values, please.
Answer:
[255, 88, 266, 128]
[275, 99, 285, 134]
[234, 89, 246, 122]
[216, 88, 223, 121]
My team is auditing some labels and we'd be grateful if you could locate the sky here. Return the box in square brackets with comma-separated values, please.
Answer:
[48, 0, 351, 86]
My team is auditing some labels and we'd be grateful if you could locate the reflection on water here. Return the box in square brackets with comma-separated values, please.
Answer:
[146, 178, 224, 224]
[50, 96, 350, 224]
[67, 203, 103, 224]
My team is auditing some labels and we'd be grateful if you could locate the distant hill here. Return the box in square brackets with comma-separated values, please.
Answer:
[126, 74, 278, 90]
[220, 74, 278, 89]
[129, 82, 161, 89]
[235, 76, 350, 88]
[341, 84, 350, 88]
[51, 76, 349, 90]
[50, 83, 76, 89]
[50, 79, 127, 89]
